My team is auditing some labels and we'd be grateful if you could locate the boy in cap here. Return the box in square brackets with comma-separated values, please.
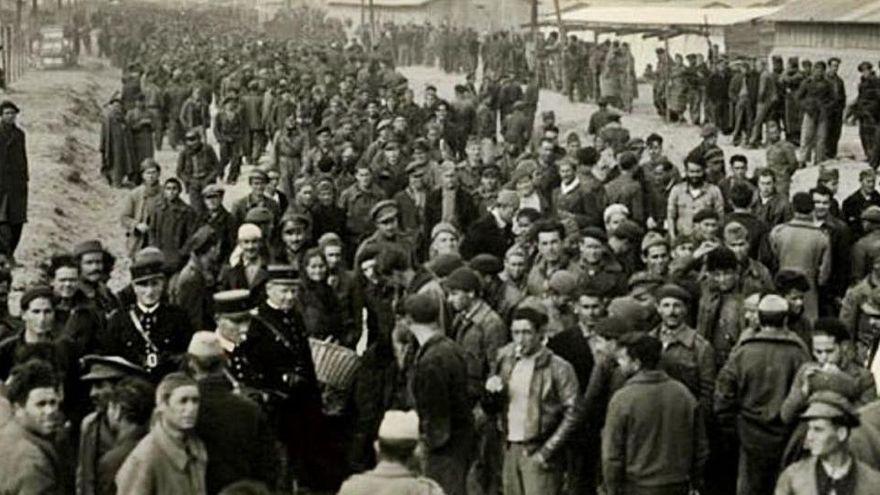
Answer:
[339, 411, 444, 495]
[715, 294, 810, 495]
[776, 392, 880, 494]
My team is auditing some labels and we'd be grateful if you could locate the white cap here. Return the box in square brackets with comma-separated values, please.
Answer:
[187, 331, 224, 358]
[758, 294, 789, 314]
[237, 223, 262, 241]
[377, 410, 420, 442]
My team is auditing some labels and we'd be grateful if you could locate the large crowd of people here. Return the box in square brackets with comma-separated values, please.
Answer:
[5, 2, 880, 495]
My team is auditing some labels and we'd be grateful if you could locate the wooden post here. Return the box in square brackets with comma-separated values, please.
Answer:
[552, 0, 565, 86]
[368, 0, 375, 53]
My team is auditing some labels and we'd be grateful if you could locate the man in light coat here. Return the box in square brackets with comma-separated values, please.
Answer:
[768, 192, 831, 321]
[116, 372, 207, 494]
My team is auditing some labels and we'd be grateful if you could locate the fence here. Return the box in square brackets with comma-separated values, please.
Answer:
[1, 25, 27, 89]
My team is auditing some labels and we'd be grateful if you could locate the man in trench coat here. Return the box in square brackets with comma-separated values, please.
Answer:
[0, 100, 27, 260]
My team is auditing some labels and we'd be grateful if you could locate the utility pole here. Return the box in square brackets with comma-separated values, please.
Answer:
[368, 0, 375, 53]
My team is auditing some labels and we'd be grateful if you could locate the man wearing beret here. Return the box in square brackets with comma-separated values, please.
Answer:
[715, 294, 810, 495]
[485, 304, 578, 495]
[97, 249, 193, 381]
[177, 129, 221, 215]
[405, 292, 474, 495]
[776, 392, 880, 494]
[0, 100, 28, 262]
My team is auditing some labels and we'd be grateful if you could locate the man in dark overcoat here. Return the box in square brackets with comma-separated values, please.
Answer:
[0, 100, 28, 260]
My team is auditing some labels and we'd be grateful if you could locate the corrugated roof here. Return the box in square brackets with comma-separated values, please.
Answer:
[765, 0, 880, 23]
[544, 5, 779, 29]
[327, 0, 435, 7]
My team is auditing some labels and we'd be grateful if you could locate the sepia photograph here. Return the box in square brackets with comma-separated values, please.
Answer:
[0, 0, 878, 493]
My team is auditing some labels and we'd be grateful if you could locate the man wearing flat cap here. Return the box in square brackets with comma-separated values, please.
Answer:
[185, 331, 278, 494]
[569, 226, 628, 297]
[715, 294, 810, 495]
[776, 392, 880, 494]
[147, 177, 198, 271]
[177, 126, 221, 213]
[339, 410, 445, 495]
[404, 292, 474, 495]
[461, 189, 518, 261]
[0, 99, 28, 262]
[356, 199, 416, 266]
[169, 225, 220, 332]
[485, 302, 578, 495]
[198, 183, 235, 261]
[120, 159, 162, 257]
[230, 168, 281, 230]
[96, 248, 193, 381]
[649, 284, 716, 416]
[77, 355, 145, 495]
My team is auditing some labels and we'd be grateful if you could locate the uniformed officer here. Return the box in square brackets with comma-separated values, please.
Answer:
[248, 265, 326, 490]
[212, 288, 256, 387]
[355, 199, 416, 266]
[96, 248, 194, 382]
[338, 410, 445, 495]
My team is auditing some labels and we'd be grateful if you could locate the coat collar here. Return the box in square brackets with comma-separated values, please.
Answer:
[153, 419, 207, 471]
[624, 369, 670, 386]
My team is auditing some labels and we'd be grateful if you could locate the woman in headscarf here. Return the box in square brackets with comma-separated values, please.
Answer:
[298, 247, 342, 341]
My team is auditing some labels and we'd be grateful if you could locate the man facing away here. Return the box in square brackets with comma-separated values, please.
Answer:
[602, 332, 708, 495]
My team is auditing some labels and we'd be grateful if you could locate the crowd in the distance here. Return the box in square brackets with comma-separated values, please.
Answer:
[6, 3, 880, 495]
